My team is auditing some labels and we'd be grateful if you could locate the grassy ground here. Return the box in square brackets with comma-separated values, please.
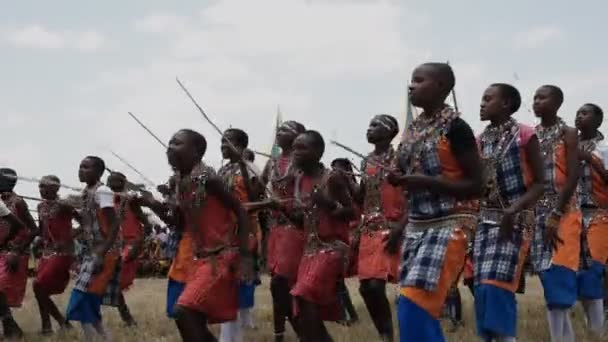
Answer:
[8, 276, 605, 341]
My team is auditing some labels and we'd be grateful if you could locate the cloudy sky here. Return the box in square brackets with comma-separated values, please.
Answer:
[1, 0, 607, 203]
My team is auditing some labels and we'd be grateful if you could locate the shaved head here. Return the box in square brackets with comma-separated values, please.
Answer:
[420, 62, 455, 94]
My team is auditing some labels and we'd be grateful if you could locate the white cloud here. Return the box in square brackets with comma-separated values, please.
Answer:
[74, 31, 106, 51]
[66, 0, 428, 176]
[133, 14, 186, 33]
[4, 25, 66, 49]
[512, 26, 563, 49]
[2, 25, 107, 51]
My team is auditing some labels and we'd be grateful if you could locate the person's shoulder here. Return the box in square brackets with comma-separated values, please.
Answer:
[447, 117, 475, 139]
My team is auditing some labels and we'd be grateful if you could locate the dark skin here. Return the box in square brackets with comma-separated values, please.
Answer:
[533, 86, 579, 250]
[0, 175, 38, 338]
[388, 65, 484, 199]
[261, 124, 299, 186]
[479, 85, 545, 242]
[78, 158, 120, 272]
[34, 178, 75, 333]
[143, 130, 252, 342]
[363, 116, 407, 254]
[346, 117, 407, 341]
[289, 133, 354, 342]
[575, 104, 608, 183]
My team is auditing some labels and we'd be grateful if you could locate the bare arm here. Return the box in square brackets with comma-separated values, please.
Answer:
[557, 127, 580, 212]
[15, 200, 39, 252]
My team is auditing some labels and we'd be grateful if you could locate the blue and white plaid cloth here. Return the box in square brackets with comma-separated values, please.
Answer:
[473, 209, 524, 284]
[399, 215, 474, 291]
[73, 254, 122, 307]
[530, 207, 554, 273]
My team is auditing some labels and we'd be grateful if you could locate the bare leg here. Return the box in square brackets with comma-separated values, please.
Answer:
[359, 279, 393, 341]
[33, 283, 52, 334]
[175, 305, 217, 342]
[0, 292, 22, 339]
[338, 280, 358, 324]
[117, 292, 137, 326]
[297, 297, 333, 342]
[270, 276, 299, 340]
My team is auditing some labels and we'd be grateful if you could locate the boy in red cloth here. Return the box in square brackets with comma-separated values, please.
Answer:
[141, 129, 253, 341]
[356, 114, 406, 341]
[282, 130, 355, 342]
[107, 171, 149, 326]
[35, 175, 78, 335]
[0, 168, 38, 338]
[262, 121, 306, 341]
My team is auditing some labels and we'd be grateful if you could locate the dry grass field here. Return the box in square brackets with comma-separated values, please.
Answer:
[7, 276, 605, 341]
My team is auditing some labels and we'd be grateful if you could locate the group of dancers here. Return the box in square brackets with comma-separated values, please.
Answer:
[0, 61, 607, 342]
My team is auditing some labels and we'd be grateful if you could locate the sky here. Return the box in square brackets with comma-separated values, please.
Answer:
[1, 0, 607, 206]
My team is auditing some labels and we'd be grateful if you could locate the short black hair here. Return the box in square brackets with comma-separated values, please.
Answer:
[491, 83, 522, 114]
[0, 168, 17, 189]
[224, 128, 249, 149]
[243, 148, 255, 162]
[85, 156, 106, 178]
[585, 103, 604, 125]
[108, 171, 126, 180]
[282, 121, 306, 135]
[179, 129, 207, 157]
[331, 158, 353, 171]
[300, 130, 325, 157]
[540, 85, 564, 105]
[41, 175, 61, 185]
[421, 62, 455, 94]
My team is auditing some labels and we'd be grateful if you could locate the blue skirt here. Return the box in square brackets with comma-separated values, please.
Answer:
[577, 260, 605, 300]
[475, 284, 517, 338]
[397, 295, 445, 342]
[65, 289, 102, 324]
[166, 278, 186, 318]
[539, 265, 577, 310]
[239, 281, 257, 309]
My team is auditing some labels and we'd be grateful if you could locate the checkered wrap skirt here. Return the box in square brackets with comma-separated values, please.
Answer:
[73, 252, 122, 307]
[399, 214, 476, 292]
[473, 209, 530, 284]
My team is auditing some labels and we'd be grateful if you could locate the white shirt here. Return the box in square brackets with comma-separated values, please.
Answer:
[0, 199, 10, 217]
[95, 185, 114, 209]
[594, 140, 608, 168]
